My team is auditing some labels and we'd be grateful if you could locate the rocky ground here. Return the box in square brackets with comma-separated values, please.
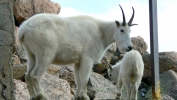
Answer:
[12, 0, 177, 100]
[12, 63, 177, 100]
[12, 36, 177, 99]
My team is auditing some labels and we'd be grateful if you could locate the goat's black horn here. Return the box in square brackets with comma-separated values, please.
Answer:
[119, 5, 126, 26]
[128, 7, 135, 26]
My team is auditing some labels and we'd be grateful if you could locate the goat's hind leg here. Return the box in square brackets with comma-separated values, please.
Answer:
[25, 51, 37, 99]
[130, 80, 141, 100]
[30, 53, 54, 100]
[24, 44, 39, 99]
[124, 80, 132, 100]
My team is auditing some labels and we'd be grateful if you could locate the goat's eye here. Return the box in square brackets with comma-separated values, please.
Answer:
[120, 30, 124, 32]
[109, 74, 112, 77]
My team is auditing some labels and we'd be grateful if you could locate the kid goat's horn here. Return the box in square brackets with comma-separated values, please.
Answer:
[119, 5, 126, 26]
[109, 64, 113, 71]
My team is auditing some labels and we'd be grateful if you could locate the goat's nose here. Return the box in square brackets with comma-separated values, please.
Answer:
[128, 46, 133, 51]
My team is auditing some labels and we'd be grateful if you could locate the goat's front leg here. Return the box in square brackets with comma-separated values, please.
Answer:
[116, 75, 123, 99]
[74, 63, 81, 98]
[75, 56, 93, 100]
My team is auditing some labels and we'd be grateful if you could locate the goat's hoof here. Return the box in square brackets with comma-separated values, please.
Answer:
[30, 97, 39, 100]
[74, 96, 90, 100]
[116, 96, 121, 99]
[31, 93, 48, 100]
[81, 95, 90, 100]
[74, 96, 81, 100]
[37, 93, 48, 100]
[30, 97, 36, 100]
[116, 93, 121, 99]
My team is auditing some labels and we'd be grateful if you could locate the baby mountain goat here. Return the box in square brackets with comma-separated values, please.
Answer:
[108, 50, 144, 100]
[18, 5, 137, 100]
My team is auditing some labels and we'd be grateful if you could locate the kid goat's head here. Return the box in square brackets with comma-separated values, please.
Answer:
[113, 5, 137, 53]
[107, 64, 120, 85]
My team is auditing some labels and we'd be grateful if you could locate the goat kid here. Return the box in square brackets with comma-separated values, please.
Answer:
[108, 50, 144, 100]
[18, 5, 137, 100]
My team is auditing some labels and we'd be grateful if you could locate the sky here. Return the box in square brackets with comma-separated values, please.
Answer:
[52, 0, 177, 52]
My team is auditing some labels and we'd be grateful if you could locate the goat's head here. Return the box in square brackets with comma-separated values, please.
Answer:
[113, 5, 137, 53]
[107, 64, 119, 85]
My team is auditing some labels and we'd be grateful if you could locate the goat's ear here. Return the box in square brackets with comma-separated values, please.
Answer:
[109, 64, 113, 71]
[115, 20, 120, 27]
[130, 23, 138, 27]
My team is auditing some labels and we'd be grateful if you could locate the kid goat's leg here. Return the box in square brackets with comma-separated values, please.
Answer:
[116, 74, 123, 99]
[131, 80, 141, 100]
[78, 56, 93, 100]
[124, 79, 132, 100]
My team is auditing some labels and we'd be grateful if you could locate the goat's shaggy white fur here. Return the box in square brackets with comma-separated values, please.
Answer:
[18, 6, 136, 100]
[108, 50, 144, 100]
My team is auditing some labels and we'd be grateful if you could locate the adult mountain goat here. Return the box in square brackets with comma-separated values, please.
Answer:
[18, 5, 137, 100]
[108, 50, 144, 100]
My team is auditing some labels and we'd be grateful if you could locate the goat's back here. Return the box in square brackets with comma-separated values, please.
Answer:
[18, 13, 106, 64]
[120, 50, 144, 77]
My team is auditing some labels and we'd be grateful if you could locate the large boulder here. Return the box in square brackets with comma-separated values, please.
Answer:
[93, 43, 117, 74]
[13, 27, 19, 54]
[131, 36, 148, 55]
[144, 94, 175, 100]
[14, 73, 74, 100]
[14, 79, 30, 100]
[14, 0, 61, 26]
[142, 52, 177, 78]
[12, 54, 21, 66]
[13, 0, 61, 61]
[107, 36, 148, 56]
[47, 65, 60, 75]
[13, 27, 28, 64]
[161, 94, 175, 100]
[13, 64, 118, 99]
[93, 36, 148, 74]
[57, 65, 118, 99]
[89, 72, 117, 99]
[145, 70, 177, 100]
[13, 27, 27, 64]
[12, 64, 63, 80]
[58, 65, 76, 88]
[56, 66, 149, 100]
[12, 64, 27, 80]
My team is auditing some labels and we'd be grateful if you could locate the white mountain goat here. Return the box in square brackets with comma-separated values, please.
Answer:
[18, 5, 137, 100]
[108, 50, 144, 100]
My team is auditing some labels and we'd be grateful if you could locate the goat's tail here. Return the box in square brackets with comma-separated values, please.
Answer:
[131, 62, 139, 83]
[18, 26, 25, 46]
[134, 63, 139, 74]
